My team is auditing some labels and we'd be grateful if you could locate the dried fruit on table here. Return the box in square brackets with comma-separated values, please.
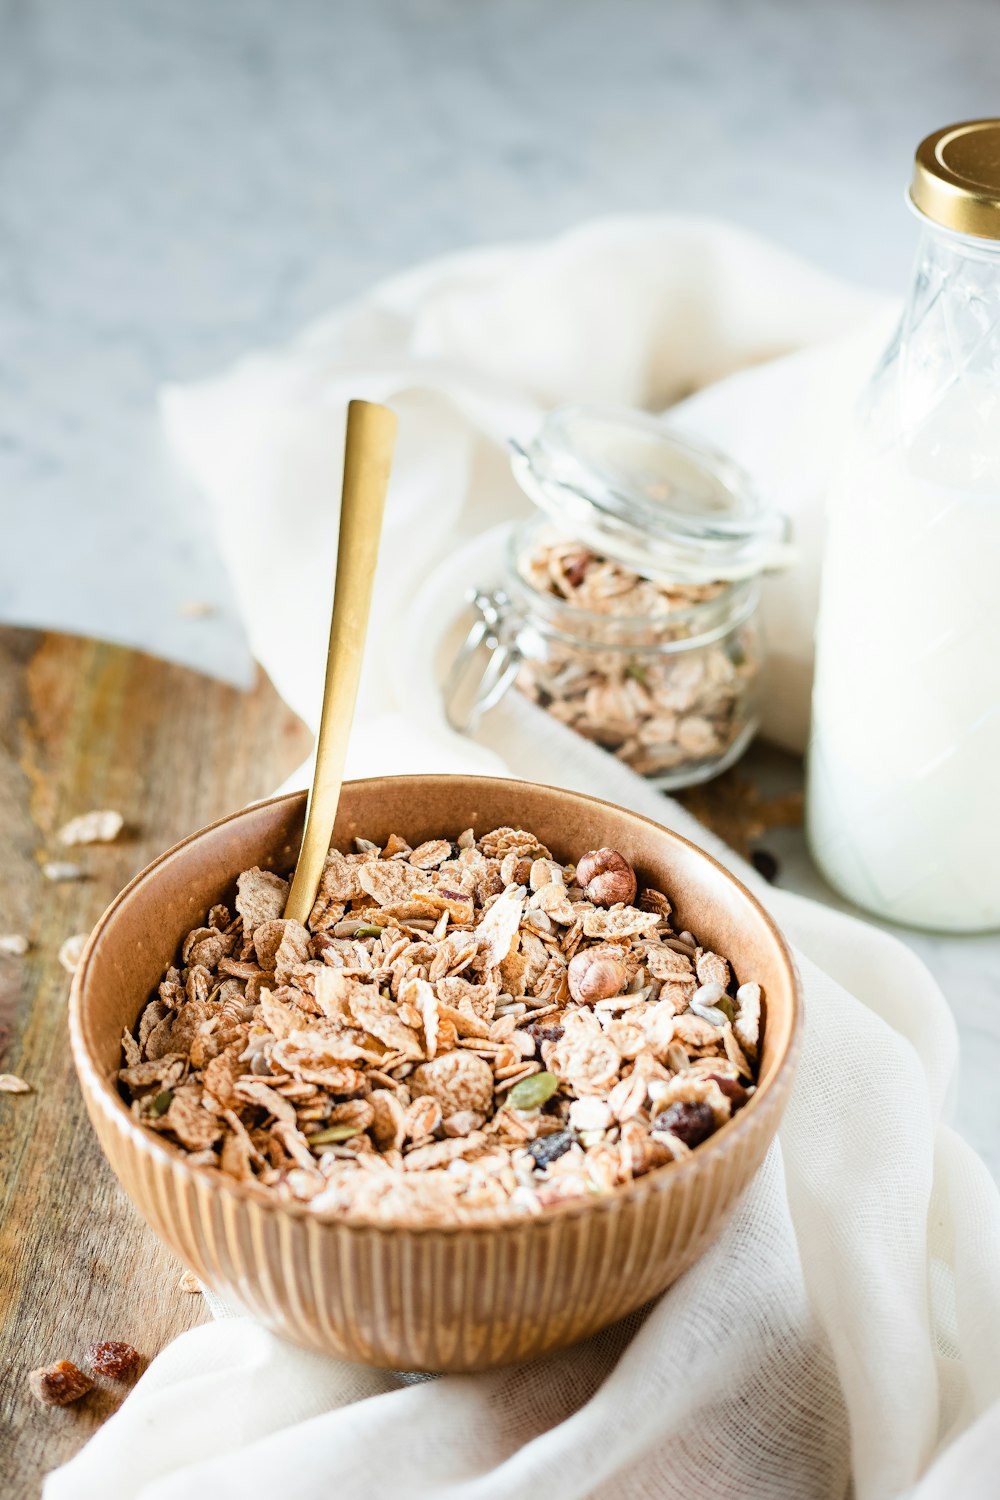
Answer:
[28, 1360, 93, 1407]
[86, 1340, 142, 1380]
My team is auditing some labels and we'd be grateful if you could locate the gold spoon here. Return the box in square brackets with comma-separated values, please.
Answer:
[284, 398, 398, 924]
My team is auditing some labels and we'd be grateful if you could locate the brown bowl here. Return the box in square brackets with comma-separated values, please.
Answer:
[70, 775, 800, 1371]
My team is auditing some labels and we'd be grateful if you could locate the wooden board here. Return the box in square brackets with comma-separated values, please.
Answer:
[0, 628, 312, 1496]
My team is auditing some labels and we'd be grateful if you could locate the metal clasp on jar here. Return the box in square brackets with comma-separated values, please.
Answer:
[443, 589, 522, 734]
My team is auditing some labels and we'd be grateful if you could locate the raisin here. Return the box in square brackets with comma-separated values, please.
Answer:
[449, 841, 462, 860]
[527, 1129, 576, 1169]
[525, 1022, 565, 1057]
[710, 1075, 751, 1112]
[564, 552, 589, 588]
[476, 872, 504, 905]
[87, 1340, 142, 1380]
[28, 1360, 93, 1407]
[750, 848, 780, 884]
[651, 1100, 715, 1148]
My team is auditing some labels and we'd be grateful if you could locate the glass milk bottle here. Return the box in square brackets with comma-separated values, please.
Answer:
[807, 121, 1000, 932]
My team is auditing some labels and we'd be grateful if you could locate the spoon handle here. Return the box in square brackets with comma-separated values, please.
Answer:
[284, 399, 398, 925]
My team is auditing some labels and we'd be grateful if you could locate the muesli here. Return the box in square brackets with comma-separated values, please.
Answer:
[119, 829, 762, 1225]
[514, 533, 758, 780]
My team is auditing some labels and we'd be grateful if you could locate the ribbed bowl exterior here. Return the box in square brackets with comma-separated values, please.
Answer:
[71, 777, 800, 1372]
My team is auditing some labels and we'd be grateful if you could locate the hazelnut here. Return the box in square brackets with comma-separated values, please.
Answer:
[567, 949, 627, 1004]
[576, 848, 637, 908]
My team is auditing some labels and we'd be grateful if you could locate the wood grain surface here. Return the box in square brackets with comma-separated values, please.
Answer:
[0, 628, 311, 1497]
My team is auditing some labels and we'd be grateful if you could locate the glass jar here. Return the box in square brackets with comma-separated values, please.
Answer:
[446, 406, 791, 790]
[807, 120, 1000, 932]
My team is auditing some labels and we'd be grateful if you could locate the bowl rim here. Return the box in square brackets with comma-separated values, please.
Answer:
[70, 774, 802, 1238]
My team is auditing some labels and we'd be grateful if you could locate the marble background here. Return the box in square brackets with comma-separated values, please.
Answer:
[1, 0, 997, 1171]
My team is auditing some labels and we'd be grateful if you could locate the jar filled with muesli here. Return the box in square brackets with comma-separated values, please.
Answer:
[447, 406, 791, 790]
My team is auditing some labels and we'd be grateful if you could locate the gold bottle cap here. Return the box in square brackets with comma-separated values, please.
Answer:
[910, 120, 1000, 240]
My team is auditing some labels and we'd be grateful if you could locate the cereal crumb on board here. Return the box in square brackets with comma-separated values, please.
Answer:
[58, 809, 124, 846]
[0, 934, 29, 956]
[0, 1074, 31, 1094]
[59, 934, 90, 974]
[28, 1361, 93, 1407]
[43, 861, 86, 882]
[120, 831, 763, 1227]
[177, 1269, 202, 1294]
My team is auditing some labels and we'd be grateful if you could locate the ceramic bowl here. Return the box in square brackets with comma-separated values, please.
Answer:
[70, 775, 800, 1371]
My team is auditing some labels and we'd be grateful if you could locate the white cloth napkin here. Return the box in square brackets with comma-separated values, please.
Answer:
[50, 216, 1000, 1500]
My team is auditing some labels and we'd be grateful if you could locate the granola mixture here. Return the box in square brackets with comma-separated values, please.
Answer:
[120, 829, 762, 1226]
[513, 533, 759, 782]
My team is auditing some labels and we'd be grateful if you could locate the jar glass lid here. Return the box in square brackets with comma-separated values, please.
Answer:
[510, 405, 792, 584]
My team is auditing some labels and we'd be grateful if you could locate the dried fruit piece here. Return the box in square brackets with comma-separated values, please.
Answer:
[58, 809, 124, 846]
[28, 1360, 93, 1407]
[86, 1341, 141, 1380]
[710, 1074, 751, 1111]
[527, 1130, 576, 1169]
[524, 1022, 565, 1054]
[750, 847, 780, 882]
[651, 1100, 715, 1147]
